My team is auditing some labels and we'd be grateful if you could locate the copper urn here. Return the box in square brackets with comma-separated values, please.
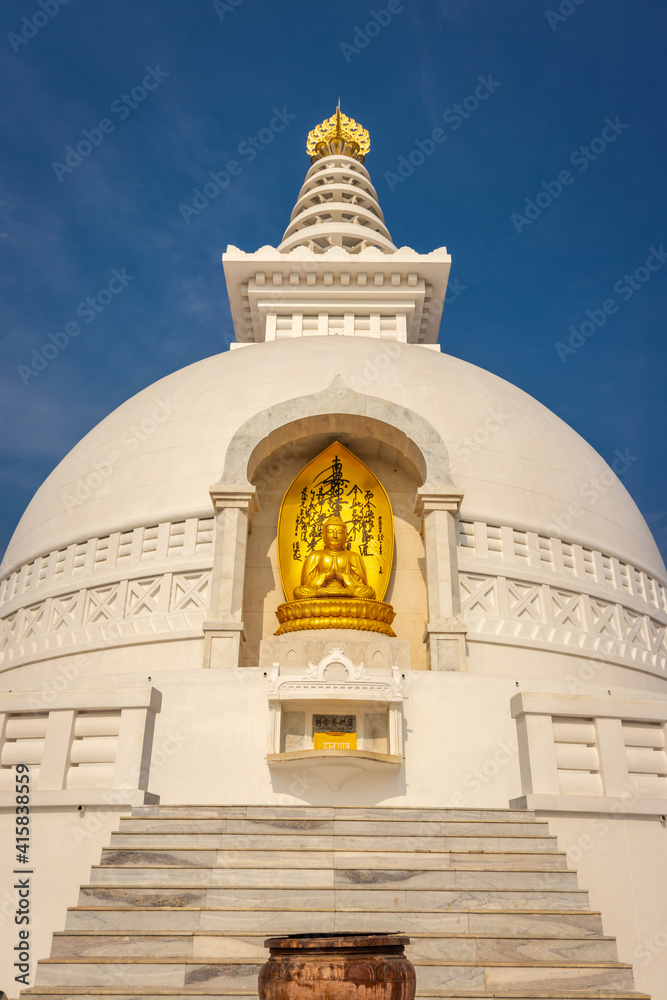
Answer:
[259, 933, 416, 1000]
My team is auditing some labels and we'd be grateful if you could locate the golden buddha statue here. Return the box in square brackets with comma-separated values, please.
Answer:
[293, 516, 376, 600]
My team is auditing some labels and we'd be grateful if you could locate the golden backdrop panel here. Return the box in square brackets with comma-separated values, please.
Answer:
[277, 441, 394, 603]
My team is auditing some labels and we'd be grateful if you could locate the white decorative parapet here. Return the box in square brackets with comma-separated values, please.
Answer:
[0, 518, 214, 668]
[0, 687, 161, 807]
[510, 691, 667, 815]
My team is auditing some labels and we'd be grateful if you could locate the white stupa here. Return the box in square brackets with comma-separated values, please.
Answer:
[1, 107, 666, 999]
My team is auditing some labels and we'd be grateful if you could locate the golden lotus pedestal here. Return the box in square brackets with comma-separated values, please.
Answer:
[275, 597, 396, 636]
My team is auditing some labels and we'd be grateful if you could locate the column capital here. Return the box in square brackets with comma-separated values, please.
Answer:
[209, 485, 259, 515]
[414, 487, 464, 517]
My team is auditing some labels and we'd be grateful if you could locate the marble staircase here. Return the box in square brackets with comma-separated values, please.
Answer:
[23, 805, 648, 1000]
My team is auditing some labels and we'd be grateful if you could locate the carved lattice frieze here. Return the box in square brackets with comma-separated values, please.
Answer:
[125, 577, 163, 617]
[457, 519, 666, 616]
[459, 574, 497, 615]
[84, 585, 121, 625]
[622, 608, 648, 648]
[507, 580, 542, 621]
[170, 572, 210, 612]
[21, 603, 45, 641]
[552, 590, 584, 629]
[49, 593, 79, 633]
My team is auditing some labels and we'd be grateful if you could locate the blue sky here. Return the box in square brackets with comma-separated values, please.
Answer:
[1, 0, 666, 563]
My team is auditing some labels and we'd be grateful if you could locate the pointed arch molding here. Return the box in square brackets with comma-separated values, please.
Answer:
[215, 374, 458, 494]
[204, 375, 466, 672]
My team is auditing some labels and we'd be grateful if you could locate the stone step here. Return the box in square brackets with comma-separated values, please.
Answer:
[129, 806, 540, 822]
[117, 819, 552, 837]
[89, 866, 579, 891]
[32, 958, 637, 993]
[64, 907, 605, 936]
[76, 885, 590, 911]
[99, 848, 570, 871]
[20, 991, 652, 1000]
[50, 931, 619, 962]
[108, 834, 560, 852]
[27, 804, 645, 1000]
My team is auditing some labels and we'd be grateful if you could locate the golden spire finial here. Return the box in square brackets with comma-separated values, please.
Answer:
[306, 106, 371, 163]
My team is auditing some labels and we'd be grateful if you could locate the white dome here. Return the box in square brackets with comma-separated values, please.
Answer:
[2, 337, 664, 580]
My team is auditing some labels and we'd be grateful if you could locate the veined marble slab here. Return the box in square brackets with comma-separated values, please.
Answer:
[449, 850, 568, 870]
[483, 962, 635, 991]
[333, 868, 577, 890]
[466, 909, 604, 936]
[330, 820, 550, 837]
[100, 848, 218, 868]
[214, 849, 333, 868]
[330, 887, 589, 912]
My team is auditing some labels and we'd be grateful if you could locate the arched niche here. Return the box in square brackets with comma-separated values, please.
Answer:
[205, 376, 465, 672]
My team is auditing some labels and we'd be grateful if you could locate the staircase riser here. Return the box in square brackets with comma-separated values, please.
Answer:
[130, 806, 538, 821]
[50, 934, 619, 962]
[98, 848, 569, 871]
[117, 820, 551, 837]
[33, 962, 636, 992]
[77, 886, 590, 911]
[108, 835, 559, 852]
[19, 995, 647, 1000]
[89, 867, 579, 890]
[64, 908, 604, 935]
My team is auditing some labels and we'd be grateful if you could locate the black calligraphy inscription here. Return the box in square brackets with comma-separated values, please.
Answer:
[293, 454, 377, 562]
[313, 715, 356, 733]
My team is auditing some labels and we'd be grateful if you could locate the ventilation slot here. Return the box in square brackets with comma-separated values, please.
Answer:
[141, 525, 159, 560]
[561, 543, 576, 575]
[0, 714, 47, 790]
[487, 524, 502, 556]
[623, 721, 667, 798]
[457, 521, 475, 553]
[168, 521, 186, 556]
[66, 710, 120, 790]
[196, 519, 214, 553]
[117, 531, 133, 565]
[553, 716, 602, 795]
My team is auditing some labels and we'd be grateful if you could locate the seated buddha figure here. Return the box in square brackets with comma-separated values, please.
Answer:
[294, 515, 376, 600]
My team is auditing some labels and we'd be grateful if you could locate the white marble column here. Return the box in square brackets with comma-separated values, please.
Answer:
[203, 486, 259, 669]
[414, 488, 467, 671]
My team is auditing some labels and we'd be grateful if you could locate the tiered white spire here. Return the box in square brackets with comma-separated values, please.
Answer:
[223, 107, 451, 346]
[278, 154, 396, 255]
[278, 108, 395, 255]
